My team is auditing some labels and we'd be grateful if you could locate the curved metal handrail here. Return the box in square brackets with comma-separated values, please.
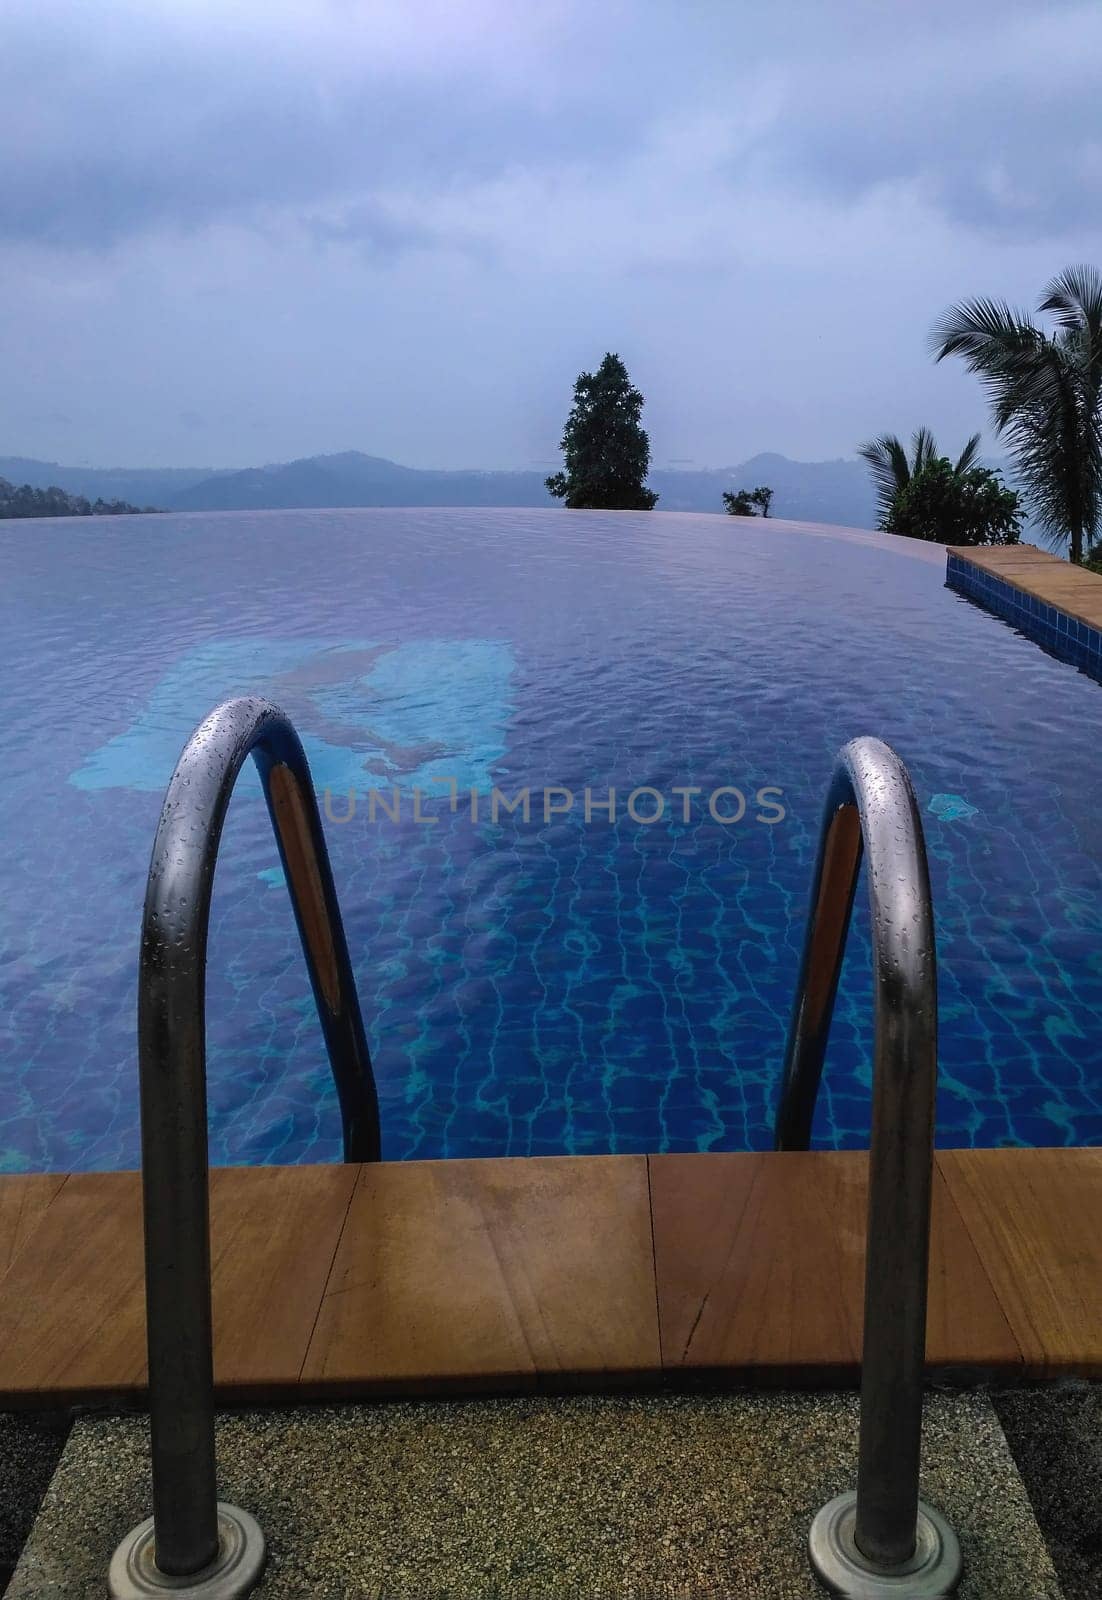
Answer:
[114, 697, 380, 1594]
[774, 738, 958, 1594]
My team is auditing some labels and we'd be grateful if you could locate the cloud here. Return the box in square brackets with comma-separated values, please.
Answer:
[766, 4, 1102, 238]
[0, 0, 637, 250]
[3, 0, 1102, 469]
[1, 0, 1097, 255]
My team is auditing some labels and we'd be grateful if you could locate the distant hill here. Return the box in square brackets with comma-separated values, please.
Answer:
[171, 448, 878, 525]
[651, 453, 877, 525]
[0, 450, 880, 527]
[167, 451, 557, 512]
[0, 457, 236, 509]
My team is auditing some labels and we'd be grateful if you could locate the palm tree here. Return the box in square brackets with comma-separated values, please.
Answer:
[930, 265, 1102, 563]
[858, 427, 981, 529]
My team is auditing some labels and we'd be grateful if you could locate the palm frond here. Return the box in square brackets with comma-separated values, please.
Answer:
[929, 298, 1041, 367]
[1041, 266, 1102, 420]
[998, 344, 1102, 558]
[858, 433, 912, 526]
[935, 268, 1102, 560]
[911, 426, 940, 476]
[1039, 264, 1102, 338]
[953, 433, 982, 474]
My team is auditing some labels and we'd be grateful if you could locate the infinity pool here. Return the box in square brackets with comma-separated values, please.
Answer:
[2, 508, 1100, 1170]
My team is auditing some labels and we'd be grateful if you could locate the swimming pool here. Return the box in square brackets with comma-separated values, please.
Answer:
[2, 508, 1100, 1171]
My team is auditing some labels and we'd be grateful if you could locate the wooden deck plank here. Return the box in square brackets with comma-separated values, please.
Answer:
[300, 1154, 661, 1394]
[208, 1164, 359, 1392]
[0, 1165, 359, 1403]
[650, 1151, 1023, 1381]
[949, 543, 1102, 629]
[1, 1150, 1096, 1404]
[651, 1152, 864, 1378]
[0, 1171, 146, 1402]
[926, 1161, 1024, 1374]
[938, 1149, 1102, 1377]
[952, 546, 1051, 566]
[0, 1173, 67, 1277]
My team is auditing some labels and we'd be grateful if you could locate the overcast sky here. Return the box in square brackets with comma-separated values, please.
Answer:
[4, 0, 1101, 470]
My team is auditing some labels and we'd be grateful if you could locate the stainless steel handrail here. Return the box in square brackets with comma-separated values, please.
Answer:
[109, 697, 381, 1600]
[775, 737, 961, 1598]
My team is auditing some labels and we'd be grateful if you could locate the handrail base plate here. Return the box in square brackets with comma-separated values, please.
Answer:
[109, 1503, 265, 1598]
[808, 1491, 962, 1598]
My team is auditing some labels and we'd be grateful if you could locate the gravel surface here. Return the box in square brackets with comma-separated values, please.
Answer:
[10, 1389, 1062, 1598]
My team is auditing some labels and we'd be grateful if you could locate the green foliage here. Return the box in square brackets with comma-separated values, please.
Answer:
[545, 353, 658, 510]
[887, 458, 1022, 546]
[722, 485, 773, 517]
[0, 476, 153, 519]
[858, 428, 981, 528]
[931, 264, 1102, 563]
[723, 490, 755, 516]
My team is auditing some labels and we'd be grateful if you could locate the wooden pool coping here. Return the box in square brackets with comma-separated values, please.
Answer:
[946, 543, 1102, 627]
[946, 543, 1102, 679]
[0, 1148, 1098, 1407]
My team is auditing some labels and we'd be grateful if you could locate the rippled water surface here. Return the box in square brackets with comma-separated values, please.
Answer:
[2, 508, 1100, 1170]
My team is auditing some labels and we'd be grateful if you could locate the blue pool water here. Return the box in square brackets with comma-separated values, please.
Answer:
[2, 508, 1101, 1171]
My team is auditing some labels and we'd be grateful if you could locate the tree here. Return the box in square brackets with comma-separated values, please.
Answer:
[545, 353, 658, 509]
[722, 485, 774, 517]
[0, 476, 153, 519]
[858, 427, 981, 529]
[931, 265, 1102, 563]
[889, 458, 1022, 545]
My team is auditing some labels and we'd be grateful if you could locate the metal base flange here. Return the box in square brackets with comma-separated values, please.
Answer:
[108, 1504, 265, 1599]
[809, 1492, 962, 1599]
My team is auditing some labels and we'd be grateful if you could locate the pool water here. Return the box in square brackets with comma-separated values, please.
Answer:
[2, 508, 1100, 1171]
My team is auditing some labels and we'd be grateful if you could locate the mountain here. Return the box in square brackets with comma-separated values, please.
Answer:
[170, 449, 880, 525]
[0, 450, 880, 528]
[650, 453, 877, 525]
[168, 452, 554, 512]
[0, 457, 236, 509]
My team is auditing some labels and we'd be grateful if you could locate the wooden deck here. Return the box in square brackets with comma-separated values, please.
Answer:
[0, 1149, 1099, 1407]
[948, 543, 1102, 629]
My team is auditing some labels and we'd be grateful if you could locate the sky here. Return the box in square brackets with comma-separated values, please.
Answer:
[3, 0, 1102, 472]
